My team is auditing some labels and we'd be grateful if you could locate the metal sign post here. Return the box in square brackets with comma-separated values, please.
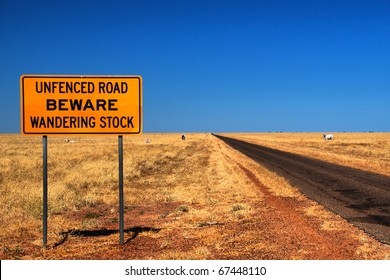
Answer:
[118, 135, 124, 245]
[20, 75, 142, 248]
[42, 136, 48, 248]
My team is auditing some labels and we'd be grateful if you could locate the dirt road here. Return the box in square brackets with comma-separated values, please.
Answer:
[214, 134, 390, 245]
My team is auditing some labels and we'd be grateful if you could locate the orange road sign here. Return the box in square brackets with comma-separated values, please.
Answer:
[20, 75, 142, 135]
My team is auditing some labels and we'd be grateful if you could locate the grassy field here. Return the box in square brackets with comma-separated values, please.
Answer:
[0, 133, 259, 259]
[0, 133, 389, 259]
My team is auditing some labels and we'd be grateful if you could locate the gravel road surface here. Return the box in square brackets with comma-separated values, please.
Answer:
[215, 134, 390, 244]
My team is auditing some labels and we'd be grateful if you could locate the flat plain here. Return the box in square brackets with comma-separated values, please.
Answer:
[0, 132, 389, 259]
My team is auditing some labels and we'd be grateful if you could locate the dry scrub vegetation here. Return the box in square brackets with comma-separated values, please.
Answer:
[0, 133, 389, 259]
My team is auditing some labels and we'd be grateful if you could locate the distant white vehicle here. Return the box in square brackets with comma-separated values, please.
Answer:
[65, 139, 76, 143]
[323, 134, 334, 140]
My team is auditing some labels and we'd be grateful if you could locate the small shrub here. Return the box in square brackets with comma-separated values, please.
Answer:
[176, 205, 189, 213]
[232, 204, 245, 212]
[84, 212, 101, 219]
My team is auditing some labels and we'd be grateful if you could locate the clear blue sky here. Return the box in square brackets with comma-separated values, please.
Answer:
[1, 0, 389, 133]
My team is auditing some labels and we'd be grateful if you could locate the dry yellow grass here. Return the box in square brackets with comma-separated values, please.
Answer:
[0, 133, 262, 259]
[0, 133, 389, 259]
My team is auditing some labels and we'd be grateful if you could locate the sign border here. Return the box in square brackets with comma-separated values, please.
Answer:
[20, 75, 142, 135]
